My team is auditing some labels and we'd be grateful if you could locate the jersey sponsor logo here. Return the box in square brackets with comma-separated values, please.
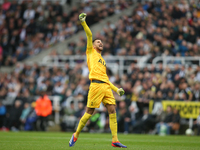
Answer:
[98, 59, 106, 67]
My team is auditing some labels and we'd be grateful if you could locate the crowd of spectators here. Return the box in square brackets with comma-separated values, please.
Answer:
[0, 0, 133, 66]
[1, 0, 200, 134]
[64, 0, 200, 62]
[0, 61, 200, 133]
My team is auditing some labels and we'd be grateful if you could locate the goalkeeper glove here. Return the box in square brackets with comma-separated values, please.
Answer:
[117, 88, 125, 96]
[79, 13, 87, 22]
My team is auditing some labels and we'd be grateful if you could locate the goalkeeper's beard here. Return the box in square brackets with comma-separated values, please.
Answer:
[94, 47, 103, 53]
[97, 47, 103, 51]
[94, 46, 103, 52]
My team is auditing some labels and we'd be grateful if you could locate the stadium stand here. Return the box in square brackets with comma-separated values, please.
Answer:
[0, 0, 133, 66]
[0, 0, 200, 135]
[63, 0, 200, 62]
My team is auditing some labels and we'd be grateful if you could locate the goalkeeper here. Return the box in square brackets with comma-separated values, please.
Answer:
[69, 13, 127, 148]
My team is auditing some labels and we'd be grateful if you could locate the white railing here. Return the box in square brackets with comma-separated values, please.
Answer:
[152, 56, 200, 69]
[29, 55, 200, 76]
[48, 96, 61, 124]
[41, 55, 144, 77]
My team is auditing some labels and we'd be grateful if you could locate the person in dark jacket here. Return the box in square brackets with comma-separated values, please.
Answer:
[6, 100, 23, 131]
[0, 101, 6, 128]
[132, 108, 155, 133]
[168, 108, 181, 134]
[155, 106, 173, 135]
[192, 109, 200, 135]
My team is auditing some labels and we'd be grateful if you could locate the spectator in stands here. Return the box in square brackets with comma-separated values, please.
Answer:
[20, 102, 31, 129]
[132, 108, 155, 134]
[61, 101, 77, 131]
[24, 102, 38, 131]
[179, 40, 188, 56]
[2, 0, 11, 12]
[74, 101, 85, 119]
[124, 102, 138, 134]
[195, 66, 200, 82]
[166, 90, 175, 100]
[192, 109, 200, 135]
[23, 4, 35, 23]
[185, 65, 195, 79]
[0, 46, 3, 66]
[5, 100, 23, 131]
[192, 82, 200, 101]
[54, 1, 63, 17]
[0, 101, 6, 129]
[35, 86, 52, 131]
[117, 101, 131, 133]
[155, 106, 173, 135]
[175, 82, 193, 101]
[53, 80, 66, 95]
[168, 108, 181, 134]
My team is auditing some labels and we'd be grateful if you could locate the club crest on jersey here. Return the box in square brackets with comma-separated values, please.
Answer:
[98, 59, 106, 67]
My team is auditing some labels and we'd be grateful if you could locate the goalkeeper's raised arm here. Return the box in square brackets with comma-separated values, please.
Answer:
[79, 13, 93, 50]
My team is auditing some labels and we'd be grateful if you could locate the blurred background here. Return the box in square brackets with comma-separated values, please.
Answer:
[0, 0, 200, 136]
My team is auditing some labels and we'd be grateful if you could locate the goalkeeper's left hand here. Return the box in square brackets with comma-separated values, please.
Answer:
[79, 13, 87, 22]
[117, 88, 125, 96]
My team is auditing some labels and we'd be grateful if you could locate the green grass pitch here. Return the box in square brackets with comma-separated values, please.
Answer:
[0, 132, 199, 150]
